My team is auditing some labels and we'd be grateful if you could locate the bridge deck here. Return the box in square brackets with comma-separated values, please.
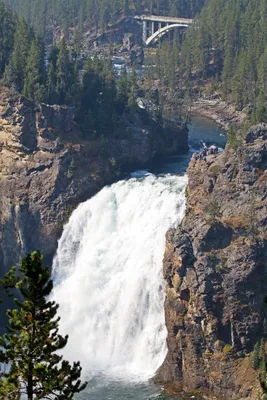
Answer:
[135, 15, 193, 24]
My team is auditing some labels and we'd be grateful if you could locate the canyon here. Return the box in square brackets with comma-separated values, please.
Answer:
[156, 124, 267, 399]
[1, 85, 267, 399]
[0, 87, 188, 272]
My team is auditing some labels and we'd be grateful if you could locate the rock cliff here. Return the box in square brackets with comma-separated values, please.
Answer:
[0, 87, 188, 272]
[156, 124, 267, 399]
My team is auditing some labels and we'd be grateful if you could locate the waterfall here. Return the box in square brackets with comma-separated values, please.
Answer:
[51, 173, 187, 382]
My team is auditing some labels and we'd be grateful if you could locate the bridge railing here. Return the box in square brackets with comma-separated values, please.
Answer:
[134, 15, 193, 24]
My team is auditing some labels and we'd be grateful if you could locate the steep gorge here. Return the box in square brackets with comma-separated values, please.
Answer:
[2, 82, 267, 399]
[156, 124, 267, 399]
[0, 87, 188, 272]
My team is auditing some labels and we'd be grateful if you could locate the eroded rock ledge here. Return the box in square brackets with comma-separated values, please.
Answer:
[156, 124, 267, 399]
[0, 87, 188, 271]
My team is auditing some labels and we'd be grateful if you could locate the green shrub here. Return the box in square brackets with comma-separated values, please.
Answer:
[205, 200, 222, 225]
[251, 341, 261, 369]
[208, 165, 221, 178]
[67, 158, 75, 178]
[223, 344, 233, 354]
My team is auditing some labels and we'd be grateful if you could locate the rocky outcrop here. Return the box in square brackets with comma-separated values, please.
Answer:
[0, 87, 188, 272]
[130, 45, 144, 65]
[84, 17, 142, 52]
[156, 123, 267, 399]
[191, 98, 246, 129]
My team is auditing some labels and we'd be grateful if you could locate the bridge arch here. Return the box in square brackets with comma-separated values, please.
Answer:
[134, 15, 193, 47]
[145, 23, 190, 46]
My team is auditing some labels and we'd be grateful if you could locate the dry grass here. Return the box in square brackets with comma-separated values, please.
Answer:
[221, 215, 249, 229]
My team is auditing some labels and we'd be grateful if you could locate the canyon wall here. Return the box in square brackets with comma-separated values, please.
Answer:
[0, 87, 188, 272]
[157, 124, 267, 399]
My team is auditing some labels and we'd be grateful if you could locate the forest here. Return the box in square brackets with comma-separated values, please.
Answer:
[0, 1, 142, 138]
[142, 0, 267, 123]
[179, 0, 267, 121]
[2, 0, 205, 35]
[1, 0, 267, 123]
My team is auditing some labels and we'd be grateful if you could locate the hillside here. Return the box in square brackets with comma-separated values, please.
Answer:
[180, 0, 267, 121]
[2, 0, 205, 37]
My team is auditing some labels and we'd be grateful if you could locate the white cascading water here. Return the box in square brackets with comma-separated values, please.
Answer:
[51, 172, 187, 382]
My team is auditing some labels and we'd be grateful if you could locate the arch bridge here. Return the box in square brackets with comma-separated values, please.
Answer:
[134, 15, 193, 46]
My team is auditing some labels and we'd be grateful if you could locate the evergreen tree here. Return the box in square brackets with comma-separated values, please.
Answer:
[123, 0, 129, 16]
[72, 28, 83, 61]
[251, 341, 261, 369]
[205, 200, 222, 226]
[255, 90, 267, 124]
[23, 37, 45, 102]
[0, 1, 16, 74]
[46, 60, 57, 104]
[116, 66, 129, 113]
[128, 63, 138, 110]
[1, 0, 206, 35]
[0, 250, 87, 400]
[178, 0, 267, 111]
[7, 18, 31, 91]
[56, 38, 74, 104]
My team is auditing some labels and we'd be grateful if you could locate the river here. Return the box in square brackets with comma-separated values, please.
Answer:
[51, 116, 226, 400]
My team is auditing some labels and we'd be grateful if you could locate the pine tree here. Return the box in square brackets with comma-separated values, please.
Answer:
[123, 0, 129, 16]
[0, 251, 87, 400]
[251, 341, 261, 369]
[23, 37, 45, 102]
[255, 90, 267, 124]
[0, 2, 16, 74]
[117, 66, 129, 113]
[46, 60, 57, 104]
[56, 38, 74, 104]
[72, 28, 84, 61]
[7, 18, 31, 91]
[127, 63, 138, 111]
[205, 200, 222, 226]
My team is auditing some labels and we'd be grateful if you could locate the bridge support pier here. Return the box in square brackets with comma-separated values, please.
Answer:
[142, 20, 147, 44]
[151, 21, 155, 35]
[138, 15, 192, 46]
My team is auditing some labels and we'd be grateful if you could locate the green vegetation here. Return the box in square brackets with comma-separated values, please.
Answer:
[227, 125, 240, 152]
[2, 0, 205, 36]
[67, 158, 76, 178]
[251, 339, 267, 396]
[251, 340, 261, 370]
[0, 1, 145, 138]
[205, 200, 222, 226]
[208, 165, 221, 178]
[179, 0, 267, 122]
[140, 0, 267, 124]
[0, 250, 87, 399]
[222, 344, 233, 354]
[3, 0, 267, 125]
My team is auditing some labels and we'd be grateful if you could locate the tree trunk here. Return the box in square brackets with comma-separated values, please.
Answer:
[27, 363, 33, 400]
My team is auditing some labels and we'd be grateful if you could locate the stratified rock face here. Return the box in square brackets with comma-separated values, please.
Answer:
[156, 124, 267, 399]
[0, 87, 188, 272]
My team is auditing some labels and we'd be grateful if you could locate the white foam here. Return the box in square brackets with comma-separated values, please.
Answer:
[52, 174, 187, 382]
